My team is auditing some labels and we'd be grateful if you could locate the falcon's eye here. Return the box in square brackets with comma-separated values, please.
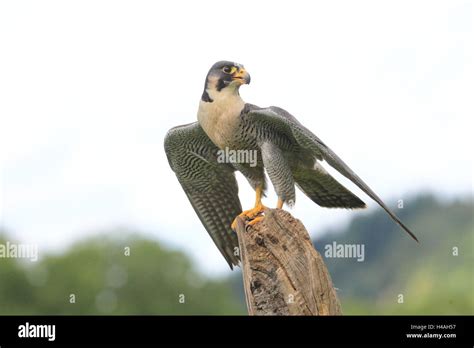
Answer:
[222, 66, 234, 74]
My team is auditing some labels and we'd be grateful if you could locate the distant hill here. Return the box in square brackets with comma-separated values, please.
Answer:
[312, 194, 473, 314]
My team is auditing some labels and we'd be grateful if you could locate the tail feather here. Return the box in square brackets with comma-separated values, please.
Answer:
[294, 166, 366, 209]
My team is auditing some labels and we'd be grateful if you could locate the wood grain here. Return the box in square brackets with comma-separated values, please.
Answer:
[234, 209, 342, 315]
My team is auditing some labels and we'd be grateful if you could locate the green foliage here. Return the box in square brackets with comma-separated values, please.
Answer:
[313, 194, 473, 314]
[0, 233, 245, 315]
[0, 193, 471, 315]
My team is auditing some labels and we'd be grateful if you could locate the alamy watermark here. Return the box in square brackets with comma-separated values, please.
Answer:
[18, 322, 55, 341]
[0, 241, 38, 262]
[217, 147, 258, 167]
[324, 241, 365, 262]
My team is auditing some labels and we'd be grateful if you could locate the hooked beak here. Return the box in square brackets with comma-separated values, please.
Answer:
[232, 67, 251, 85]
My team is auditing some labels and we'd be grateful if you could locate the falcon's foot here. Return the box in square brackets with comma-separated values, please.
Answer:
[277, 198, 284, 209]
[246, 216, 265, 227]
[231, 202, 268, 231]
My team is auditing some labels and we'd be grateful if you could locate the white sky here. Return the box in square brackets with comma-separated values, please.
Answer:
[0, 0, 473, 276]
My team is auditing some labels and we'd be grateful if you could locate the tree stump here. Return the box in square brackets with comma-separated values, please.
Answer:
[234, 208, 342, 315]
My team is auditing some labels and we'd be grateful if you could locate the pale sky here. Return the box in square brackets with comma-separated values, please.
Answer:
[0, 0, 473, 275]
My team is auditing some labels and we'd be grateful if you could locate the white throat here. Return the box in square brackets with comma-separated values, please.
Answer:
[197, 88, 245, 149]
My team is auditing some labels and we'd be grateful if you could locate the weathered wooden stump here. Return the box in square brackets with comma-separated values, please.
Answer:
[234, 209, 342, 315]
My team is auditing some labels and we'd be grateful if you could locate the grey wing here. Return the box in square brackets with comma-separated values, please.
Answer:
[293, 164, 366, 209]
[247, 106, 418, 242]
[164, 122, 242, 269]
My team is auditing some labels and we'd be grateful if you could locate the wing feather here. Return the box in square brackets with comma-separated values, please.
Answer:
[164, 122, 242, 268]
[247, 106, 418, 242]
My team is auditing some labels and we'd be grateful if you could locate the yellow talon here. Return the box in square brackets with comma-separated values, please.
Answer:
[231, 186, 267, 230]
[247, 216, 265, 226]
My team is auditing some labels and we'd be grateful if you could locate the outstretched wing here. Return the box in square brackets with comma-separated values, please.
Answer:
[164, 122, 242, 268]
[246, 105, 418, 242]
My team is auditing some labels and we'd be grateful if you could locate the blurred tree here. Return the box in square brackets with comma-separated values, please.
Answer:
[312, 194, 474, 314]
[0, 236, 36, 315]
[0, 232, 245, 314]
[1, 193, 472, 315]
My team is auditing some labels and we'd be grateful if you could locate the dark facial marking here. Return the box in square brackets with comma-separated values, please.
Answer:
[201, 61, 242, 101]
[216, 74, 233, 91]
[201, 89, 213, 102]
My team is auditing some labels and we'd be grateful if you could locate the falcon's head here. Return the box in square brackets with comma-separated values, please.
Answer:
[202, 61, 251, 102]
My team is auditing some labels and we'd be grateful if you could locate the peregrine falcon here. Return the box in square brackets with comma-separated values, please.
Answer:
[164, 61, 418, 269]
